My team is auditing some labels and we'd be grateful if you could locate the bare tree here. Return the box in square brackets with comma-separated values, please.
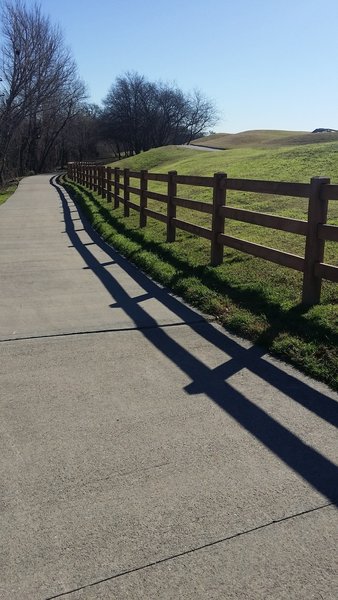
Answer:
[0, 1, 86, 182]
[101, 72, 218, 157]
[102, 72, 151, 156]
[184, 89, 219, 143]
[58, 103, 101, 165]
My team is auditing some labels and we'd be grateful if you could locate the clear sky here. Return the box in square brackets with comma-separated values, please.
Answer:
[22, 0, 338, 133]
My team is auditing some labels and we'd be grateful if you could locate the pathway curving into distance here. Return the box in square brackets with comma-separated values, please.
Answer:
[0, 175, 337, 599]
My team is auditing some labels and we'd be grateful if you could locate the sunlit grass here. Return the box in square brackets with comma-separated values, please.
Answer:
[63, 140, 338, 389]
[0, 182, 17, 206]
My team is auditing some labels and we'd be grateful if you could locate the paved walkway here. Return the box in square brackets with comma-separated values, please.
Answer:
[178, 144, 222, 151]
[0, 175, 337, 599]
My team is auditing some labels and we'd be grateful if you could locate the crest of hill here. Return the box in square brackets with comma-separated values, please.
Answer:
[191, 129, 338, 149]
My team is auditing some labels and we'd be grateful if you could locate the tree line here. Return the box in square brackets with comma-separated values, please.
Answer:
[0, 1, 218, 184]
[101, 73, 218, 158]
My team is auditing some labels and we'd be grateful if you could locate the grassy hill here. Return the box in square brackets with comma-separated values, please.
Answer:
[109, 140, 337, 296]
[65, 133, 338, 389]
[110, 140, 338, 183]
[191, 129, 338, 149]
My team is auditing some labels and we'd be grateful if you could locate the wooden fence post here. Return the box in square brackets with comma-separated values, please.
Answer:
[98, 166, 101, 193]
[89, 165, 93, 190]
[93, 165, 97, 191]
[124, 168, 130, 217]
[101, 166, 106, 199]
[167, 170, 177, 242]
[92, 165, 96, 190]
[302, 176, 330, 305]
[98, 166, 103, 195]
[140, 170, 148, 227]
[211, 172, 227, 266]
[114, 167, 120, 208]
[96, 166, 100, 193]
[106, 167, 112, 202]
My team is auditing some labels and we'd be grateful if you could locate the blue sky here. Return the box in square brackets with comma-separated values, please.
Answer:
[23, 0, 338, 132]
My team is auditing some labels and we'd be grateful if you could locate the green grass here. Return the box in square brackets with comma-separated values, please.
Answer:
[192, 128, 338, 149]
[0, 182, 17, 206]
[110, 143, 338, 268]
[111, 141, 338, 182]
[63, 139, 338, 390]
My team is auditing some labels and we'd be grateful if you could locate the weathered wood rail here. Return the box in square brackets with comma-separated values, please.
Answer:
[67, 163, 338, 305]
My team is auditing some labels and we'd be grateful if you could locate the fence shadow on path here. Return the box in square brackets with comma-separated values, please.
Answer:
[51, 176, 338, 506]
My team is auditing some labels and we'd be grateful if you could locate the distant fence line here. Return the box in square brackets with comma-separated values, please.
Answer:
[67, 162, 338, 305]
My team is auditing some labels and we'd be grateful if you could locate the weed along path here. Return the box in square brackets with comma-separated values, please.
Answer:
[0, 175, 337, 599]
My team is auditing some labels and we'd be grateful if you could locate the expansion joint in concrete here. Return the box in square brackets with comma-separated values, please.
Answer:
[0, 318, 210, 344]
[44, 501, 333, 600]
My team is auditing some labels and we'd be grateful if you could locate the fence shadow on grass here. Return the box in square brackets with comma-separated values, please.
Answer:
[51, 176, 338, 506]
[64, 181, 338, 349]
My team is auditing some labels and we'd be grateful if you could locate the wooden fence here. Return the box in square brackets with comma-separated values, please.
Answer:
[67, 162, 338, 305]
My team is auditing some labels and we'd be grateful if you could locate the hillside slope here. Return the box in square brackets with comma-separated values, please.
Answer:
[111, 141, 338, 184]
[191, 129, 338, 150]
[66, 136, 338, 388]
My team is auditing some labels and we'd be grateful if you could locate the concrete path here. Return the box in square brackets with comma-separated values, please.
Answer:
[178, 144, 222, 151]
[0, 175, 337, 600]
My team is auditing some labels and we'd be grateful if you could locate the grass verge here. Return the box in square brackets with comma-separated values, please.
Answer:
[62, 175, 338, 391]
[0, 181, 17, 206]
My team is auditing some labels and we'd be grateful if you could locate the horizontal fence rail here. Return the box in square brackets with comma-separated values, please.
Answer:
[67, 162, 338, 305]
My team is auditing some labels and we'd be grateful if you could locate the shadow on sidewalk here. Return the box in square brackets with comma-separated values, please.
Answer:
[51, 176, 338, 506]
